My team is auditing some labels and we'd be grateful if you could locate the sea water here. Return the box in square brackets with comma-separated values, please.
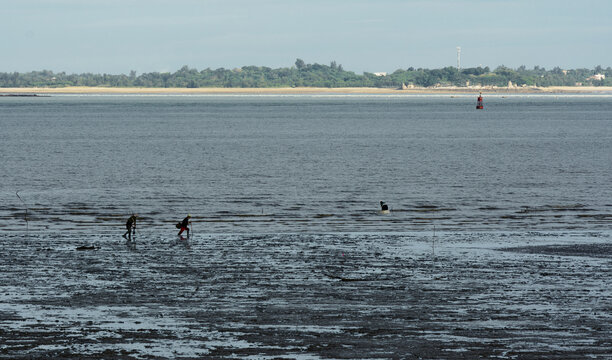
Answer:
[0, 94, 611, 234]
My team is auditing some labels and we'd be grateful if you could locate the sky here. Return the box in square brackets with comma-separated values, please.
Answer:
[1, 0, 610, 74]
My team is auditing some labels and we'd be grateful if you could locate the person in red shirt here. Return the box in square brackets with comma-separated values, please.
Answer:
[178, 214, 191, 237]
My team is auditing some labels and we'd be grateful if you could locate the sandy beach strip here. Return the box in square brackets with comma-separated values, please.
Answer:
[1, 86, 612, 95]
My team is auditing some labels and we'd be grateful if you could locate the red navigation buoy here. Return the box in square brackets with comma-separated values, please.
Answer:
[476, 92, 484, 109]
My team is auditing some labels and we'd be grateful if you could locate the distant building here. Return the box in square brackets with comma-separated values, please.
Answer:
[587, 74, 606, 81]
[373, 72, 387, 77]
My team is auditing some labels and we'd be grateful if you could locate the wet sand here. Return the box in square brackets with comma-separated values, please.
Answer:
[1, 231, 610, 359]
[1, 86, 612, 95]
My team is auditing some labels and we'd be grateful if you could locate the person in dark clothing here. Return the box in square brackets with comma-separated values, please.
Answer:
[178, 214, 191, 237]
[123, 214, 137, 239]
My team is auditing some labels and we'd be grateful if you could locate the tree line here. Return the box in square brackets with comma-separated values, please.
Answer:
[1, 60, 610, 88]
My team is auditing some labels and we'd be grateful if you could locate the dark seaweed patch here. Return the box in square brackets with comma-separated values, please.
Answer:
[501, 243, 612, 258]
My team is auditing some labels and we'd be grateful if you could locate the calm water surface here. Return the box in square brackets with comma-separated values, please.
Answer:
[1, 95, 611, 233]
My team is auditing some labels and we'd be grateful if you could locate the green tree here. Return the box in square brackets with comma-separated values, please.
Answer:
[295, 58, 306, 70]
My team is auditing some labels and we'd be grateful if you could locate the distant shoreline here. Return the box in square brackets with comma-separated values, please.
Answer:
[1, 86, 612, 95]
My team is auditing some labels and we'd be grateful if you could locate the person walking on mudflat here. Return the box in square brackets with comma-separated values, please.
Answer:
[123, 214, 137, 239]
[177, 214, 191, 237]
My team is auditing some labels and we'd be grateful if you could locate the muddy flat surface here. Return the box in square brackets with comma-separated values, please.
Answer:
[1, 231, 610, 359]
[3, 90, 612, 359]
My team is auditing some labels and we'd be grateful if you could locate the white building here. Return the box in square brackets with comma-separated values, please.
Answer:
[588, 74, 606, 81]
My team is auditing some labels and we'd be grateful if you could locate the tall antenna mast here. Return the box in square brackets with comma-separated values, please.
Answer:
[457, 46, 461, 70]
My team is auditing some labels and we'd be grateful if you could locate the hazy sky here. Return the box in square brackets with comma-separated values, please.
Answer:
[1, 0, 610, 74]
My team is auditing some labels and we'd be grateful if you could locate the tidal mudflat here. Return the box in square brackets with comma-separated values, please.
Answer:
[1, 231, 610, 359]
[2, 95, 611, 358]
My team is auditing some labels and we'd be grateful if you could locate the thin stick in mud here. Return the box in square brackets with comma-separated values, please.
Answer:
[15, 191, 29, 235]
